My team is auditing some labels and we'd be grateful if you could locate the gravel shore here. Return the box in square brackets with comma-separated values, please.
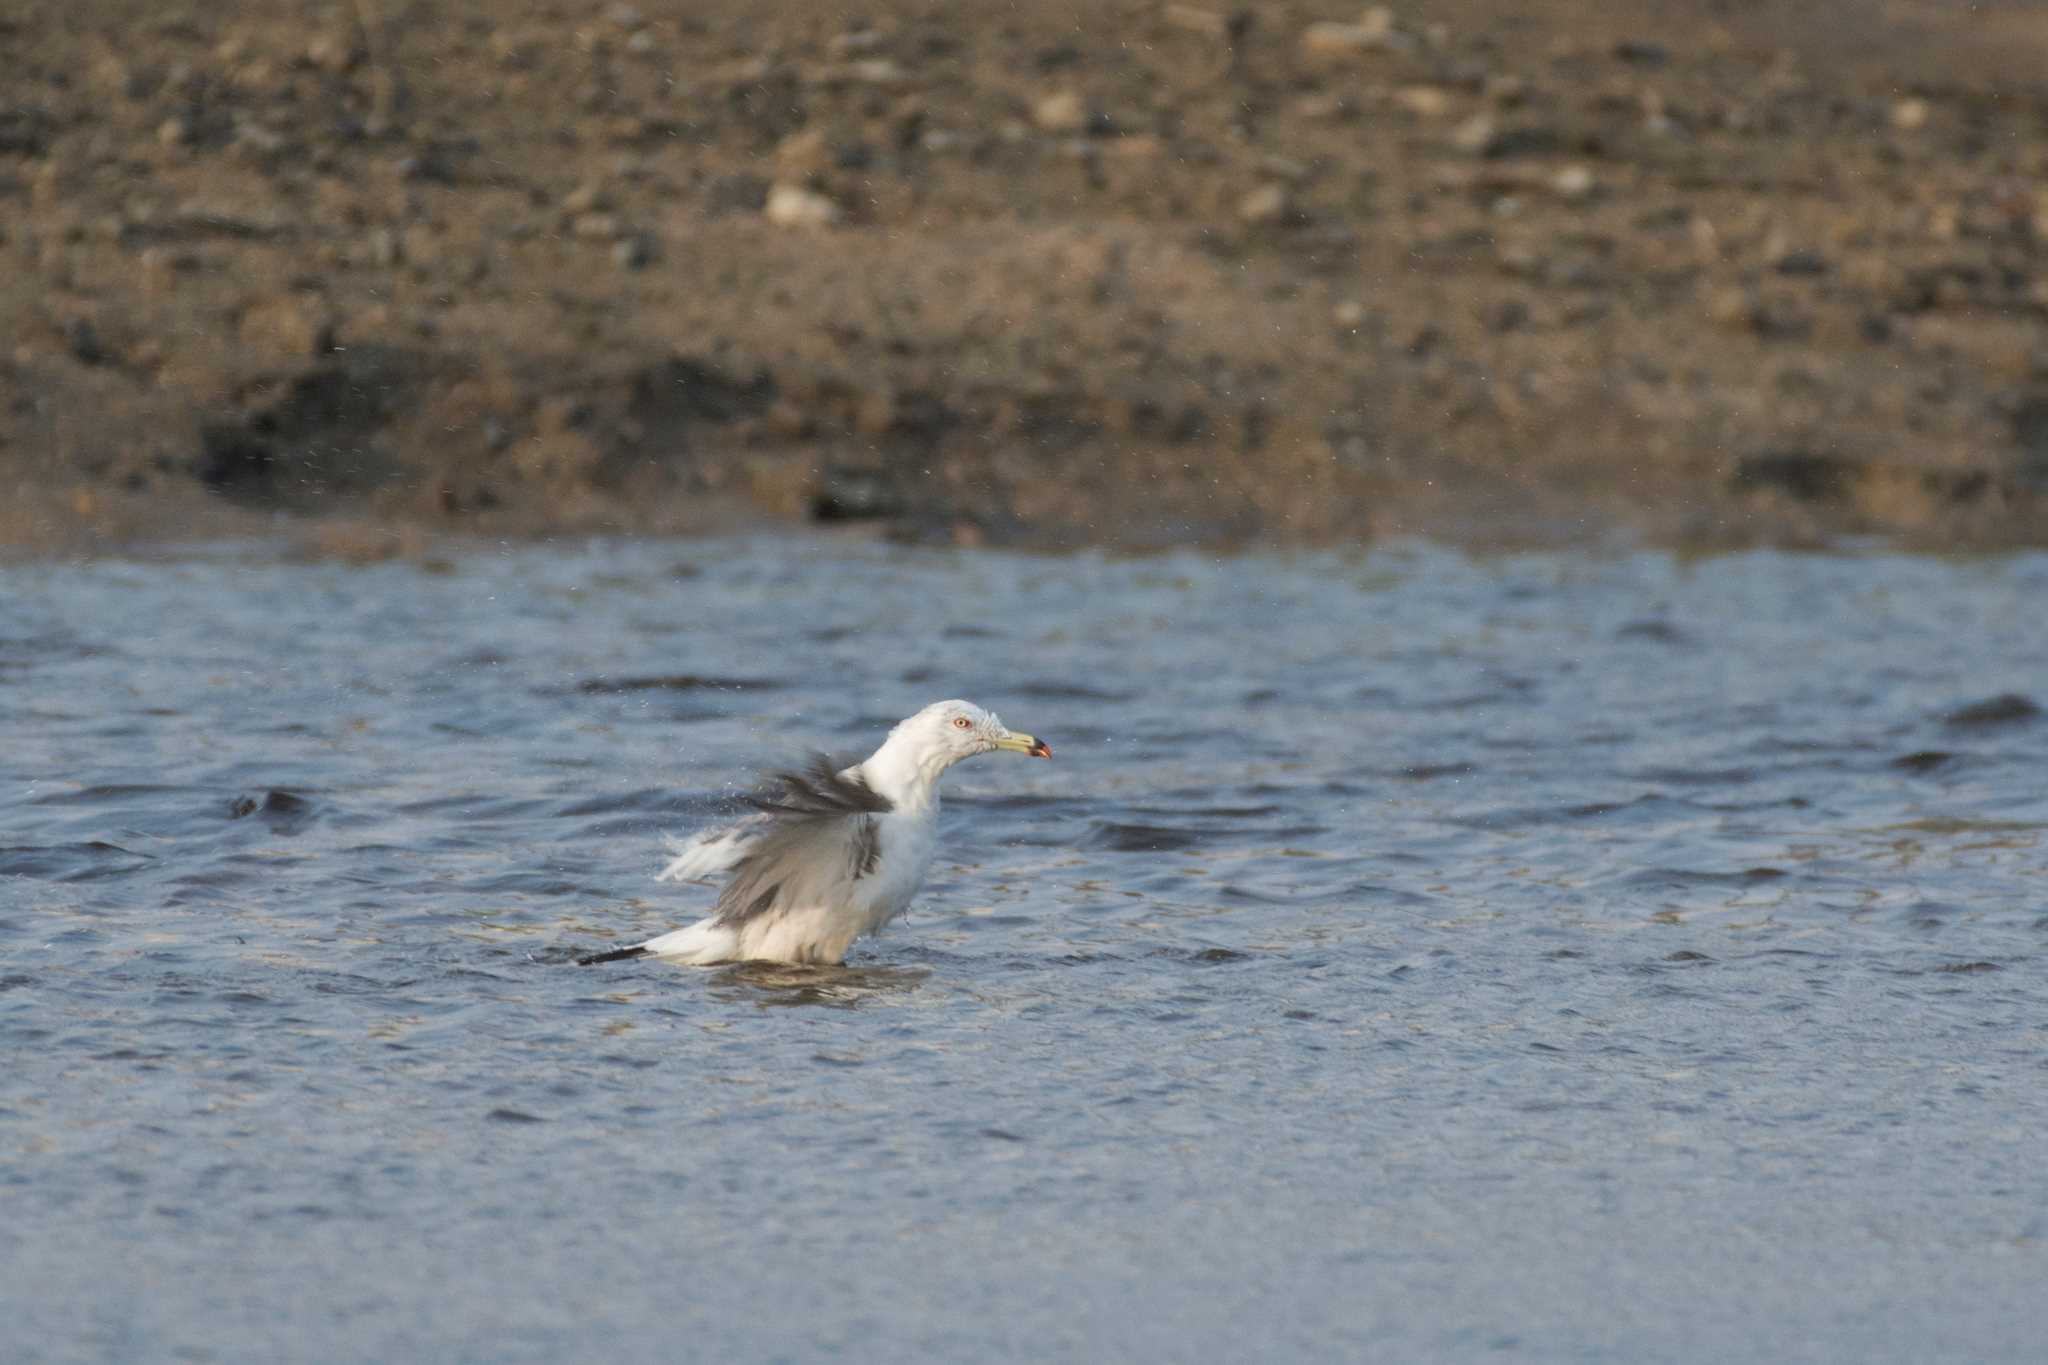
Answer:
[5, 0, 2047, 552]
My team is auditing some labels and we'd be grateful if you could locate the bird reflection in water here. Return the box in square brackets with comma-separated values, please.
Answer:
[705, 962, 932, 1009]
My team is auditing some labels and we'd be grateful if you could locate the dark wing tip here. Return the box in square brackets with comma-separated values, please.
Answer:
[746, 753, 893, 818]
[576, 945, 650, 966]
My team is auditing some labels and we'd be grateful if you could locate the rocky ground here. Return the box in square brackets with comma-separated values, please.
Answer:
[5, 0, 2048, 554]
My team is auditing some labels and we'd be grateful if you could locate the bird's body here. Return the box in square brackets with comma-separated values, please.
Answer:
[638, 760, 941, 966]
[580, 701, 1050, 967]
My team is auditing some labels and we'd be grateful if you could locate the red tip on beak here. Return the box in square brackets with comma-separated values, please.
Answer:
[1029, 738, 1053, 759]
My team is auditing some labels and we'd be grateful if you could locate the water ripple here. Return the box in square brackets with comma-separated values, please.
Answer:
[2, 538, 2046, 1364]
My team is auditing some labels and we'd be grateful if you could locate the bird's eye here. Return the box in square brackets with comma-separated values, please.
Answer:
[952, 716, 972, 729]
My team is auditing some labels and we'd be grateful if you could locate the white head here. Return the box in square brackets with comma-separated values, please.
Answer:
[889, 699, 1052, 769]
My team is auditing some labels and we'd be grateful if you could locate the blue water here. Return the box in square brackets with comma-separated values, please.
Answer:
[3, 536, 2045, 1362]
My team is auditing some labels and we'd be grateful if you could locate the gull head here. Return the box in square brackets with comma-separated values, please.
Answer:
[902, 699, 1052, 765]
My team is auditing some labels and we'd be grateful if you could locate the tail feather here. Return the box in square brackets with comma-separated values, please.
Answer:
[574, 919, 739, 968]
[577, 944, 650, 966]
[638, 917, 741, 965]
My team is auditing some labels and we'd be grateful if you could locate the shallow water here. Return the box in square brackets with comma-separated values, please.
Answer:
[4, 536, 2046, 1363]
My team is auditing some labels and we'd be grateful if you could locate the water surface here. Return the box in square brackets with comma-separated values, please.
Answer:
[4, 537, 2046, 1362]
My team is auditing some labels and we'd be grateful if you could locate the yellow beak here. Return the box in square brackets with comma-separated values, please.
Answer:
[994, 732, 1053, 758]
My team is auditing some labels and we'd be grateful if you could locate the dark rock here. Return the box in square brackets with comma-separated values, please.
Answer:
[2013, 394, 2048, 457]
[1919, 469, 1993, 505]
[1774, 249, 1829, 276]
[1634, 205, 1692, 234]
[196, 424, 275, 489]
[1615, 620, 1690, 644]
[812, 468, 905, 521]
[62, 318, 107, 366]
[1486, 299, 1530, 333]
[0, 109, 53, 155]
[194, 349, 415, 505]
[627, 356, 776, 431]
[1749, 302, 1812, 341]
[724, 70, 807, 147]
[705, 173, 770, 215]
[1487, 125, 1568, 159]
[1943, 693, 2042, 729]
[1730, 451, 1852, 501]
[1406, 325, 1444, 358]
[1034, 43, 1084, 73]
[228, 789, 315, 833]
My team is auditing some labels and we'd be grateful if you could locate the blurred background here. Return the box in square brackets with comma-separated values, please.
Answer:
[6, 0, 2048, 554]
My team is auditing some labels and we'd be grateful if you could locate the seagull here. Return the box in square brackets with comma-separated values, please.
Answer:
[578, 700, 1051, 967]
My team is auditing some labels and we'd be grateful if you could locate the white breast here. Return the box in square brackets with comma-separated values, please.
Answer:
[860, 809, 939, 933]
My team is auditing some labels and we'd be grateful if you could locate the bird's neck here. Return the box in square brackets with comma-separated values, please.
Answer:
[859, 732, 953, 815]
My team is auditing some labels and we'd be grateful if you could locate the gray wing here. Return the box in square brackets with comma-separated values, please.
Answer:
[712, 755, 892, 926]
[656, 811, 772, 882]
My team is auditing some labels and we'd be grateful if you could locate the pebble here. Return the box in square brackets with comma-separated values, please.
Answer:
[1450, 112, 1497, 154]
[1295, 93, 1349, 120]
[764, 183, 841, 228]
[1301, 8, 1408, 58]
[1033, 90, 1088, 134]
[305, 34, 360, 73]
[611, 236, 652, 269]
[1703, 284, 1753, 328]
[491, 33, 539, 68]
[1891, 98, 1930, 131]
[775, 127, 830, 177]
[234, 121, 285, 154]
[1162, 5, 1228, 39]
[562, 182, 610, 215]
[1395, 86, 1452, 118]
[139, 246, 193, 292]
[1239, 183, 1291, 224]
[1485, 75, 1528, 106]
[400, 226, 444, 266]
[1550, 164, 1596, 199]
[840, 59, 908, 85]
[1301, 22, 1373, 57]
[829, 29, 884, 56]
[239, 297, 337, 358]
